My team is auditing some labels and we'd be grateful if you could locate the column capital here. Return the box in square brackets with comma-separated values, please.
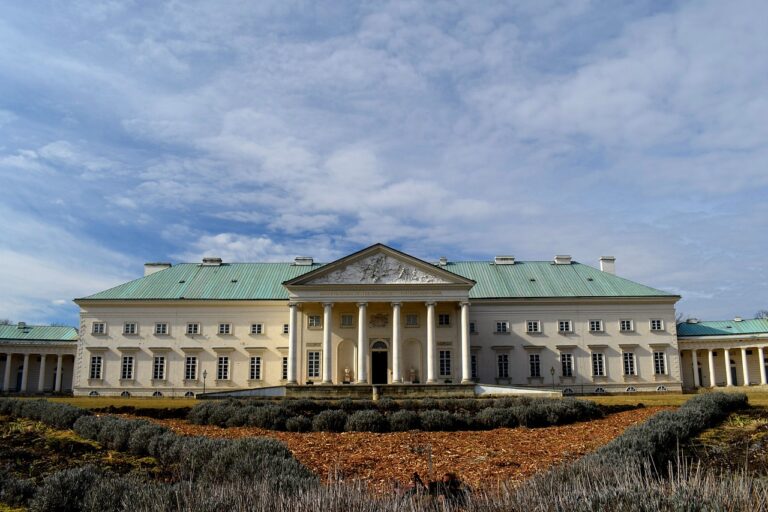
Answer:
[288, 302, 300, 308]
[322, 302, 334, 308]
[356, 302, 368, 307]
[459, 301, 471, 307]
[391, 302, 402, 307]
[425, 301, 436, 307]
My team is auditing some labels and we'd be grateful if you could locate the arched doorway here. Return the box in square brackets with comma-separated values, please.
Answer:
[371, 340, 388, 385]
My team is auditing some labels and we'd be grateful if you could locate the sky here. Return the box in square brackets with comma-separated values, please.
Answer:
[0, 0, 766, 326]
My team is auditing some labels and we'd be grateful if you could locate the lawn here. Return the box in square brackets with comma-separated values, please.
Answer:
[44, 396, 196, 409]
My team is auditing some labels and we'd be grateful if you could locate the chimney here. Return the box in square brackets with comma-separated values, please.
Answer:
[294, 256, 313, 266]
[438, 256, 448, 266]
[144, 262, 172, 276]
[202, 257, 223, 266]
[554, 255, 572, 265]
[734, 316, 743, 322]
[17, 322, 26, 329]
[686, 318, 699, 324]
[494, 256, 515, 265]
[599, 256, 616, 274]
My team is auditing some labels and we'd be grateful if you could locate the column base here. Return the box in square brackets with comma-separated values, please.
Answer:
[286, 380, 298, 385]
[461, 379, 473, 384]
[321, 380, 332, 384]
[426, 379, 437, 384]
[356, 380, 368, 385]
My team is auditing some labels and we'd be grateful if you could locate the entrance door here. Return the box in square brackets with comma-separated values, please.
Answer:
[371, 351, 388, 384]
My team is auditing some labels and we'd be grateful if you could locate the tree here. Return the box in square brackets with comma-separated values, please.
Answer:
[756, 310, 768, 320]
[0, 319, 12, 325]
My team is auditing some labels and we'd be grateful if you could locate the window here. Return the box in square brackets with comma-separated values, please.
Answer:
[218, 323, 232, 335]
[438, 314, 451, 327]
[124, 322, 137, 335]
[558, 320, 572, 333]
[308, 315, 322, 328]
[249, 356, 262, 380]
[184, 356, 197, 380]
[589, 320, 603, 332]
[526, 320, 541, 333]
[495, 321, 510, 334]
[471, 354, 478, 379]
[623, 352, 636, 375]
[250, 323, 264, 335]
[186, 323, 200, 335]
[620, 320, 634, 332]
[89, 356, 103, 379]
[282, 357, 288, 380]
[439, 350, 451, 376]
[405, 314, 419, 327]
[529, 353, 541, 377]
[92, 322, 106, 335]
[592, 353, 605, 376]
[307, 351, 320, 378]
[653, 351, 666, 375]
[650, 319, 664, 331]
[155, 322, 168, 335]
[469, 322, 477, 334]
[497, 354, 510, 378]
[341, 314, 354, 328]
[153, 356, 165, 380]
[283, 324, 289, 334]
[121, 356, 134, 380]
[217, 356, 230, 380]
[561, 353, 574, 377]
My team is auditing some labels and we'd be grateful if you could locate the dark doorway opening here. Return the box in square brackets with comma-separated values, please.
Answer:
[372, 351, 388, 384]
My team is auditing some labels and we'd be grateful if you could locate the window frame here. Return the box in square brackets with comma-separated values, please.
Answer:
[623, 352, 636, 376]
[152, 355, 166, 380]
[619, 319, 634, 332]
[120, 355, 134, 380]
[281, 356, 288, 380]
[217, 356, 230, 380]
[470, 353, 478, 379]
[497, 353, 510, 378]
[249, 356, 262, 380]
[282, 324, 289, 334]
[340, 313, 354, 328]
[184, 356, 198, 381]
[592, 353, 606, 377]
[650, 319, 664, 331]
[653, 351, 667, 375]
[405, 314, 419, 328]
[529, 353, 541, 377]
[250, 323, 264, 335]
[89, 355, 103, 379]
[561, 353, 574, 377]
[558, 320, 572, 333]
[439, 350, 452, 376]
[123, 322, 138, 335]
[307, 315, 322, 329]
[92, 322, 106, 335]
[155, 322, 169, 335]
[186, 322, 200, 335]
[307, 351, 320, 379]
[495, 321, 510, 334]
[218, 323, 232, 335]
[589, 320, 604, 333]
[526, 320, 541, 334]
[437, 313, 451, 327]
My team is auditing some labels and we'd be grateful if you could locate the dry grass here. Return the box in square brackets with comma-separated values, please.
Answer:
[43, 396, 196, 409]
[586, 389, 768, 407]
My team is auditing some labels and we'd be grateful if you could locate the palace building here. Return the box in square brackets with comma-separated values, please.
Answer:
[71, 244, 685, 397]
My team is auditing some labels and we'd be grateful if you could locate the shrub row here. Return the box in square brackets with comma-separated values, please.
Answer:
[188, 397, 604, 432]
[0, 398, 91, 429]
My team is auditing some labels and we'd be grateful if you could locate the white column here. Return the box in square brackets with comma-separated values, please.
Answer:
[38, 355, 47, 393]
[2, 354, 12, 391]
[759, 346, 767, 386]
[426, 302, 436, 383]
[391, 302, 402, 383]
[287, 303, 298, 384]
[708, 349, 716, 387]
[691, 350, 700, 388]
[724, 348, 733, 387]
[357, 303, 368, 384]
[20, 353, 30, 393]
[460, 302, 471, 384]
[54, 354, 63, 392]
[322, 303, 333, 384]
[741, 347, 750, 386]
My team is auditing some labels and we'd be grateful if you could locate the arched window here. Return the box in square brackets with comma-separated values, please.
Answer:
[88, 391, 100, 397]
[152, 391, 163, 397]
[184, 391, 195, 398]
[625, 386, 637, 393]
[120, 391, 131, 397]
[371, 341, 387, 350]
[656, 385, 668, 392]
[561, 388, 574, 396]
[594, 387, 606, 394]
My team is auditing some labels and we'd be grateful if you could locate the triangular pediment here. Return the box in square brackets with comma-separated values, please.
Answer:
[284, 244, 475, 287]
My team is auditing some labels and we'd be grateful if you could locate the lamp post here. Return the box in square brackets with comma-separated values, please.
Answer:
[202, 369, 208, 395]
[550, 366, 555, 391]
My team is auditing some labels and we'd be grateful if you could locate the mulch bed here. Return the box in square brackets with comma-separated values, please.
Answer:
[149, 407, 665, 492]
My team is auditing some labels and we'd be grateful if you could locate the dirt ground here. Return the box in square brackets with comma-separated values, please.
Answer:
[151, 407, 664, 491]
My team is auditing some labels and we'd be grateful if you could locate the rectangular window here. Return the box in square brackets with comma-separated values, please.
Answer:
[495, 321, 509, 334]
[438, 314, 451, 327]
[217, 356, 230, 380]
[650, 319, 664, 331]
[153, 356, 165, 380]
[124, 322, 137, 335]
[155, 322, 168, 335]
[405, 314, 419, 327]
[184, 356, 197, 380]
[561, 353, 574, 377]
[558, 320, 572, 333]
[121, 356, 134, 380]
[283, 324, 289, 334]
[592, 353, 605, 376]
[526, 320, 541, 333]
[439, 350, 451, 376]
[250, 323, 263, 335]
[249, 356, 262, 380]
[620, 320, 634, 332]
[341, 314, 354, 328]
[186, 323, 200, 335]
[308, 315, 322, 328]
[471, 354, 478, 379]
[497, 354, 510, 378]
[218, 323, 231, 335]
[623, 352, 636, 375]
[92, 322, 106, 335]
[469, 322, 477, 334]
[307, 351, 320, 378]
[282, 357, 288, 380]
[589, 320, 604, 332]
[654, 351, 666, 375]
[89, 356, 103, 379]
[529, 353, 541, 377]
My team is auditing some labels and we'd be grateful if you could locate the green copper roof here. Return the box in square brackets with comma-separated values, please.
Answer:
[677, 318, 768, 337]
[0, 324, 78, 342]
[78, 260, 675, 301]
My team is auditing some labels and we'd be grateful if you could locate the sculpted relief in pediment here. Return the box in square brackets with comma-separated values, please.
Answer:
[307, 254, 451, 285]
